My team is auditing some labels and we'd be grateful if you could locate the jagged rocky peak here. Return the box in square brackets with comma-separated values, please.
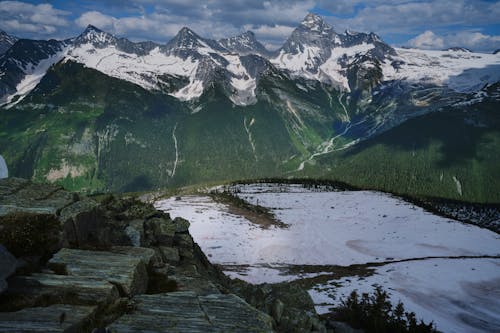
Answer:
[280, 13, 336, 56]
[75, 24, 117, 46]
[300, 13, 332, 33]
[0, 30, 18, 54]
[164, 26, 227, 58]
[167, 27, 206, 50]
[218, 31, 270, 56]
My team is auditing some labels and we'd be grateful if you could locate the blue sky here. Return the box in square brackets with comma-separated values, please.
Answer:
[0, 0, 499, 52]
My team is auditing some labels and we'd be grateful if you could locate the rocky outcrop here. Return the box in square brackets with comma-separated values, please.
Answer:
[232, 281, 326, 333]
[1, 178, 315, 332]
[110, 291, 274, 332]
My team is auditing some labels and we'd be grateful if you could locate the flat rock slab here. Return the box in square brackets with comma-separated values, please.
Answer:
[0, 178, 74, 216]
[6, 273, 119, 306]
[109, 291, 274, 332]
[48, 247, 154, 296]
[0, 304, 96, 333]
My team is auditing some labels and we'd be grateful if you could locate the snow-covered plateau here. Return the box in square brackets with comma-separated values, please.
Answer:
[155, 183, 500, 333]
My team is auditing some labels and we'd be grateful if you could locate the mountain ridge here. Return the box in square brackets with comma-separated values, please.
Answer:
[0, 14, 499, 200]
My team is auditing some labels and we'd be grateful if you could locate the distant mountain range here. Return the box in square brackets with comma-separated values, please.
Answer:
[0, 14, 499, 202]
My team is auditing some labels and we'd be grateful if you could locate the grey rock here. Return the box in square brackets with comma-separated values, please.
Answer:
[0, 303, 97, 333]
[0, 211, 62, 259]
[59, 198, 101, 248]
[145, 217, 176, 245]
[109, 291, 274, 332]
[171, 275, 221, 295]
[124, 219, 144, 246]
[232, 281, 319, 332]
[109, 246, 156, 266]
[0, 178, 75, 217]
[272, 299, 285, 324]
[125, 225, 141, 247]
[48, 247, 150, 297]
[5, 273, 119, 307]
[0, 245, 17, 294]
[159, 246, 180, 264]
[174, 233, 194, 249]
[173, 216, 190, 233]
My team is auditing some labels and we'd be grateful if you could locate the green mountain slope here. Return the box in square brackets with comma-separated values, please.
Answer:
[309, 98, 500, 203]
[0, 61, 499, 203]
[0, 61, 342, 192]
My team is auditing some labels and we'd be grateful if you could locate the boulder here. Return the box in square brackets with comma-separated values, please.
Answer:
[109, 291, 274, 332]
[232, 281, 322, 333]
[124, 219, 144, 247]
[173, 217, 190, 233]
[59, 198, 102, 248]
[0, 304, 97, 333]
[48, 247, 151, 297]
[0, 245, 17, 294]
[159, 246, 180, 264]
[0, 212, 62, 259]
[145, 217, 176, 245]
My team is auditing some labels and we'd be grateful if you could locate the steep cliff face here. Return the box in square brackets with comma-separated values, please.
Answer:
[0, 178, 327, 332]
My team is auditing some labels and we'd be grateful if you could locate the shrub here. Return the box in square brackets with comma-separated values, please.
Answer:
[335, 286, 439, 333]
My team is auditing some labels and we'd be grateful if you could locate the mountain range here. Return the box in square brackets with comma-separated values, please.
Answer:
[0, 13, 499, 202]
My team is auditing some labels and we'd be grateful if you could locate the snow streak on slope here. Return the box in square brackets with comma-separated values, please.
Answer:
[65, 43, 258, 105]
[244, 117, 257, 160]
[171, 123, 179, 178]
[5, 49, 67, 107]
[66, 45, 199, 92]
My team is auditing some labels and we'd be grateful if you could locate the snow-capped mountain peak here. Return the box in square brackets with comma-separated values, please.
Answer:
[300, 13, 331, 33]
[1, 14, 499, 111]
[75, 25, 117, 47]
[218, 31, 270, 56]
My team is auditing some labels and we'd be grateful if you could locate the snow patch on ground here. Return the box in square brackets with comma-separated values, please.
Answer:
[155, 183, 500, 332]
[310, 258, 500, 333]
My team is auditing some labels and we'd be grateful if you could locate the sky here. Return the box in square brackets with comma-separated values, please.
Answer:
[0, 0, 499, 52]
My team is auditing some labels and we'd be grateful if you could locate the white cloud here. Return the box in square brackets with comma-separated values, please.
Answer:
[408, 30, 500, 52]
[1, 0, 499, 53]
[408, 30, 444, 49]
[75, 11, 116, 31]
[243, 24, 294, 40]
[0, 1, 70, 36]
[325, 0, 500, 35]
